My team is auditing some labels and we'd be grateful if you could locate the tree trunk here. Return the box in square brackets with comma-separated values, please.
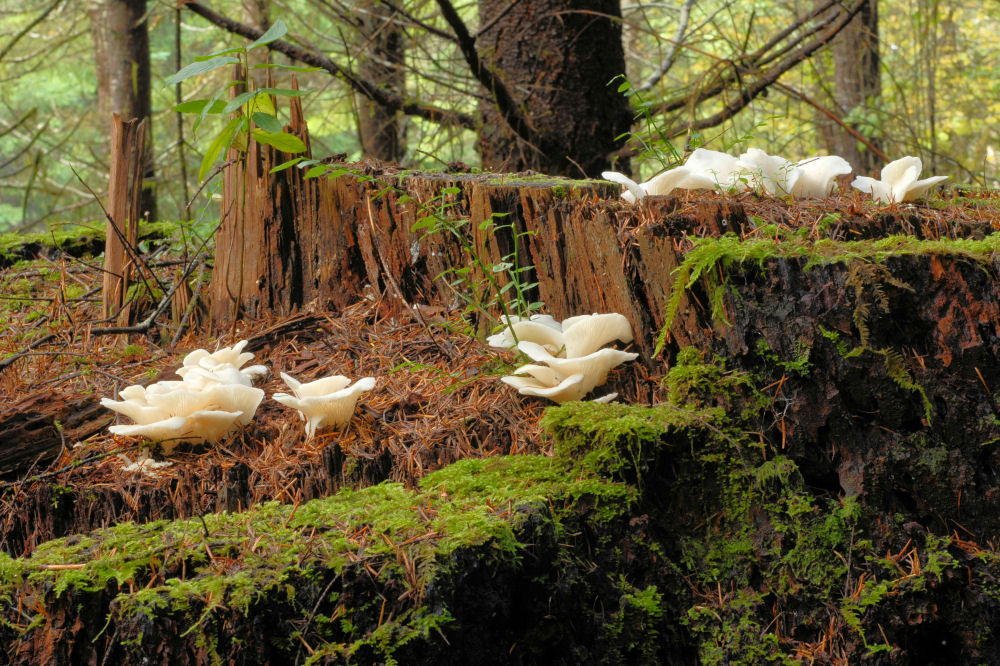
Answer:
[355, 0, 406, 162]
[475, 0, 632, 177]
[89, 0, 157, 221]
[821, 0, 882, 174]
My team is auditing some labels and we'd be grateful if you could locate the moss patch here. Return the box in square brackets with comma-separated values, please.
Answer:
[0, 456, 643, 663]
[541, 348, 997, 663]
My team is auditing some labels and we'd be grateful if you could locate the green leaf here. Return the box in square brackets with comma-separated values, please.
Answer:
[304, 165, 328, 178]
[257, 87, 307, 98]
[248, 93, 275, 117]
[252, 112, 283, 133]
[270, 157, 306, 174]
[247, 19, 287, 51]
[172, 99, 227, 114]
[165, 56, 239, 86]
[250, 129, 306, 153]
[194, 87, 228, 134]
[199, 116, 245, 182]
[222, 90, 258, 115]
[199, 46, 244, 59]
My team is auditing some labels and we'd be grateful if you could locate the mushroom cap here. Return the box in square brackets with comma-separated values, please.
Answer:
[101, 397, 168, 425]
[273, 376, 376, 439]
[739, 148, 801, 195]
[684, 148, 748, 191]
[792, 155, 853, 197]
[850, 175, 892, 203]
[504, 341, 638, 403]
[109, 409, 244, 446]
[901, 175, 948, 202]
[560, 313, 634, 358]
[601, 171, 646, 202]
[280, 371, 353, 398]
[640, 165, 717, 197]
[487, 315, 563, 351]
[851, 156, 948, 203]
[486, 318, 565, 354]
[501, 372, 587, 403]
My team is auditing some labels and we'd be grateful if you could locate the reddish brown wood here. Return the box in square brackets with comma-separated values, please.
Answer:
[102, 114, 145, 324]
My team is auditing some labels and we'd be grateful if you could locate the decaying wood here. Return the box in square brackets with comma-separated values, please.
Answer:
[0, 394, 108, 477]
[101, 114, 145, 323]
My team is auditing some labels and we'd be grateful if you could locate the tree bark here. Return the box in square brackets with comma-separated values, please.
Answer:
[89, 0, 157, 221]
[821, 0, 882, 174]
[355, 0, 406, 162]
[475, 0, 632, 177]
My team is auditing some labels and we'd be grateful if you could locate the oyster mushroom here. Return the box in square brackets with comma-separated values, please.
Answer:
[273, 372, 376, 439]
[851, 156, 948, 203]
[488, 312, 634, 359]
[500, 341, 638, 403]
[103, 340, 267, 447]
[791, 155, 853, 197]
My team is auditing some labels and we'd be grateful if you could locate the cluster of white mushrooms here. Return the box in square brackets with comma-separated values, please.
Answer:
[104, 314, 639, 470]
[603, 149, 946, 204]
[102, 340, 267, 452]
[488, 313, 638, 403]
[103, 341, 376, 469]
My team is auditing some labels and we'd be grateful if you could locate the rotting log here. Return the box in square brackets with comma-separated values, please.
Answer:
[0, 395, 108, 477]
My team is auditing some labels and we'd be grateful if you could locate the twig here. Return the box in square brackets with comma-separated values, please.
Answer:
[434, 0, 546, 157]
[181, 1, 474, 129]
[170, 260, 208, 347]
[0, 450, 118, 491]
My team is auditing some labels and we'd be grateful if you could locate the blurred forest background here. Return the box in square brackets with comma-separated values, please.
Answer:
[0, 0, 997, 233]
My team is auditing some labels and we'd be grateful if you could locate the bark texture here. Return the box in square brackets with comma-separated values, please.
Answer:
[821, 0, 882, 174]
[475, 0, 632, 176]
[89, 0, 157, 221]
[355, 0, 406, 161]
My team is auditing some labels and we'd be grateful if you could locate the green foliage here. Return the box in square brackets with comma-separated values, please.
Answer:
[170, 18, 307, 184]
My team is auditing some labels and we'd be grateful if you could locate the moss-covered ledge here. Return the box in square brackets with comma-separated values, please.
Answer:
[0, 456, 660, 665]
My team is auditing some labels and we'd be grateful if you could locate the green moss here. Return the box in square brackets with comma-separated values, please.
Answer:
[655, 231, 1000, 355]
[755, 337, 812, 376]
[2, 456, 635, 661]
[540, 346, 967, 662]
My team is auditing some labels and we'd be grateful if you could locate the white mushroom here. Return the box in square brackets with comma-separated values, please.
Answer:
[488, 312, 634, 359]
[103, 340, 267, 447]
[500, 341, 638, 404]
[486, 314, 565, 354]
[739, 148, 802, 195]
[109, 410, 245, 450]
[602, 148, 747, 202]
[177, 339, 268, 386]
[560, 313, 635, 358]
[851, 155, 948, 203]
[273, 372, 376, 439]
[117, 449, 174, 477]
[791, 155, 853, 197]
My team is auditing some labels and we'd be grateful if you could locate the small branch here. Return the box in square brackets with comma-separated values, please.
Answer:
[773, 81, 889, 163]
[434, 0, 546, 156]
[0, 334, 56, 373]
[181, 1, 475, 130]
[0, 0, 64, 63]
[664, 0, 868, 139]
[638, 0, 698, 92]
